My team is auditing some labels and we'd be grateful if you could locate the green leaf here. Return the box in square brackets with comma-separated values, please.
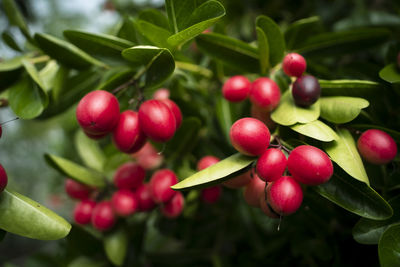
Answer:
[350, 124, 400, 142]
[285, 16, 323, 51]
[103, 227, 128, 266]
[136, 20, 171, 48]
[319, 79, 381, 97]
[196, 33, 259, 73]
[379, 223, 400, 267]
[171, 153, 255, 191]
[215, 96, 234, 141]
[0, 56, 24, 71]
[39, 60, 59, 92]
[22, 59, 46, 90]
[69, 257, 107, 267]
[2, 0, 32, 41]
[379, 64, 400, 84]
[353, 195, 400, 245]
[0, 57, 23, 92]
[256, 27, 269, 75]
[0, 189, 71, 240]
[271, 90, 320, 126]
[165, 0, 196, 33]
[313, 171, 392, 220]
[75, 130, 106, 172]
[122, 46, 175, 89]
[256, 15, 285, 67]
[117, 17, 138, 43]
[35, 33, 105, 69]
[167, 0, 225, 48]
[290, 120, 339, 142]
[2, 31, 22, 52]
[323, 128, 369, 185]
[138, 9, 170, 30]
[45, 154, 106, 188]
[64, 30, 134, 59]
[319, 96, 369, 124]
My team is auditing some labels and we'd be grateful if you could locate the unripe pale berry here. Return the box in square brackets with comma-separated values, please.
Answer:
[160, 99, 182, 129]
[138, 100, 176, 142]
[243, 173, 265, 207]
[283, 53, 307, 77]
[76, 90, 120, 135]
[267, 176, 303, 216]
[136, 183, 156, 211]
[230, 118, 270, 156]
[249, 78, 281, 111]
[292, 75, 321, 107]
[197, 156, 220, 171]
[357, 129, 398, 165]
[257, 148, 287, 182]
[65, 179, 92, 200]
[222, 76, 251, 102]
[113, 110, 147, 153]
[113, 162, 145, 190]
[149, 169, 178, 203]
[91, 201, 116, 231]
[111, 189, 138, 217]
[161, 192, 184, 218]
[201, 186, 222, 204]
[153, 88, 170, 100]
[73, 199, 96, 225]
[287, 145, 333, 185]
[132, 142, 163, 170]
[259, 188, 279, 219]
[250, 104, 276, 130]
[223, 170, 252, 188]
[0, 164, 7, 193]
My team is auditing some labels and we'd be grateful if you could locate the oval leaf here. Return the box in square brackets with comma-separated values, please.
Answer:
[171, 153, 255, 191]
[165, 0, 197, 33]
[22, 59, 46, 90]
[3, 0, 32, 41]
[271, 90, 320, 126]
[256, 27, 269, 75]
[379, 64, 400, 84]
[136, 20, 171, 48]
[104, 227, 128, 266]
[2, 31, 22, 52]
[319, 79, 381, 97]
[285, 16, 323, 51]
[379, 223, 400, 267]
[319, 96, 369, 124]
[0, 189, 71, 240]
[138, 9, 169, 30]
[290, 120, 339, 142]
[75, 130, 106, 172]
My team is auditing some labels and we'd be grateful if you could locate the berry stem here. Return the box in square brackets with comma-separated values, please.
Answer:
[1, 117, 19, 125]
[112, 78, 136, 95]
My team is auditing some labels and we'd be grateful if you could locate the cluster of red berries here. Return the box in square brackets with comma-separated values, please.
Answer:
[67, 162, 184, 232]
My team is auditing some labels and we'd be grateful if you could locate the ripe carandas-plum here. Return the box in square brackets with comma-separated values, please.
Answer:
[223, 171, 252, 188]
[161, 192, 184, 218]
[74, 199, 96, 225]
[283, 53, 307, 77]
[113, 163, 145, 190]
[149, 169, 178, 203]
[111, 189, 138, 217]
[201, 186, 221, 204]
[222, 75, 251, 102]
[136, 183, 156, 211]
[197, 156, 220, 171]
[65, 179, 93, 200]
[0, 164, 8, 193]
[256, 148, 287, 182]
[267, 176, 303, 215]
[160, 99, 182, 129]
[292, 75, 320, 107]
[113, 110, 147, 153]
[243, 174, 265, 207]
[91, 201, 116, 231]
[249, 78, 281, 111]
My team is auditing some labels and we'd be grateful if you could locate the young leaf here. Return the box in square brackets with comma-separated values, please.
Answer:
[138, 9, 170, 30]
[2, 31, 22, 52]
[256, 27, 269, 75]
[39, 60, 59, 92]
[323, 128, 369, 185]
[75, 130, 106, 172]
[104, 227, 128, 266]
[2, 0, 32, 41]
[319, 79, 380, 97]
[290, 120, 339, 142]
[379, 64, 400, 84]
[284, 16, 323, 51]
[271, 90, 320, 126]
[379, 223, 400, 267]
[196, 33, 260, 73]
[256, 15, 285, 67]
[171, 153, 255, 190]
[0, 189, 71, 240]
[319, 96, 369, 124]
[136, 20, 172, 48]
[45, 154, 106, 188]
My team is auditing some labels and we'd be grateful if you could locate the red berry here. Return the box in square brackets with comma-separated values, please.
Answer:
[113, 110, 147, 153]
[65, 179, 92, 200]
[287, 145, 333, 185]
[149, 169, 178, 203]
[282, 53, 307, 77]
[153, 88, 170, 100]
[259, 189, 279, 219]
[249, 78, 281, 111]
[0, 164, 7, 193]
[243, 174, 265, 207]
[267, 176, 303, 216]
[136, 183, 156, 211]
[138, 100, 176, 142]
[111, 189, 138, 217]
[222, 76, 251, 102]
[161, 192, 184, 218]
[73, 199, 96, 225]
[257, 148, 287, 182]
[197, 156, 220, 171]
[230, 118, 270, 156]
[292, 75, 320, 107]
[76, 90, 120, 135]
[201, 186, 222, 204]
[113, 162, 145, 190]
[160, 99, 182, 129]
[223, 170, 252, 189]
[357, 129, 398, 165]
[132, 142, 163, 170]
[91, 201, 116, 231]
[83, 131, 108, 140]
[250, 104, 276, 130]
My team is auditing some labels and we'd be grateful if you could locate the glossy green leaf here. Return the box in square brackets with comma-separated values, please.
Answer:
[196, 33, 259, 73]
[167, 1, 225, 48]
[117, 17, 138, 43]
[379, 223, 400, 267]
[319, 96, 369, 124]
[51, 66, 69, 102]
[22, 59, 46, 90]
[313, 171, 392, 220]
[2, 0, 32, 41]
[271, 90, 320, 126]
[138, 9, 170, 30]
[215, 96, 234, 141]
[256, 27, 269, 75]
[104, 227, 128, 266]
[35, 33, 105, 69]
[0, 189, 71, 240]
[350, 124, 400, 142]
[171, 153, 255, 190]
[2, 31, 22, 52]
[136, 20, 171, 48]
[290, 120, 339, 142]
[285, 16, 323, 50]
[165, 0, 196, 33]
[323, 128, 369, 185]
[353, 195, 400, 245]
[75, 130, 106, 172]
[256, 15, 285, 67]
[379, 64, 400, 84]
[45, 154, 106, 188]
[319, 79, 381, 97]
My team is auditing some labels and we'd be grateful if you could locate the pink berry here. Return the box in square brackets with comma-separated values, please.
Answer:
[113, 162, 145, 190]
[267, 176, 303, 216]
[222, 76, 251, 102]
[257, 148, 287, 182]
[259, 188, 279, 219]
[65, 179, 92, 200]
[357, 129, 398, 165]
[113, 110, 147, 153]
[73, 199, 96, 225]
[161, 192, 184, 218]
[249, 78, 281, 111]
[111, 189, 138, 217]
[230, 117, 270, 156]
[160, 99, 182, 129]
[287, 145, 333, 185]
[282, 53, 307, 77]
[132, 142, 163, 170]
[243, 173, 265, 207]
[201, 186, 222, 204]
[91, 201, 116, 231]
[223, 170, 252, 189]
[136, 183, 156, 211]
[153, 88, 170, 100]
[197, 156, 220, 171]
[0, 164, 8, 193]
[149, 169, 178, 203]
